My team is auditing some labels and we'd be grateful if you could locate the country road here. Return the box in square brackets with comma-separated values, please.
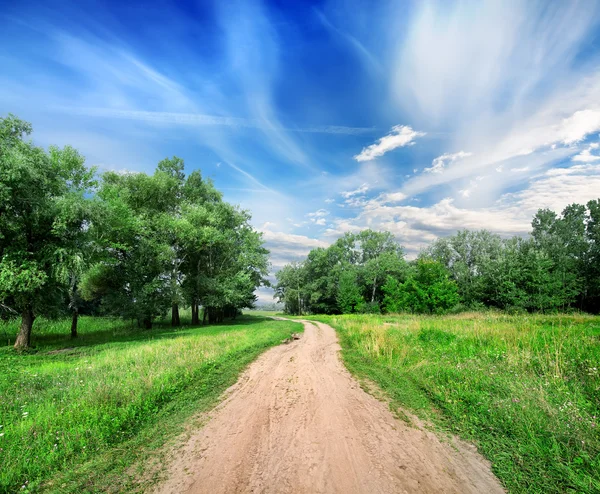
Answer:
[153, 319, 504, 494]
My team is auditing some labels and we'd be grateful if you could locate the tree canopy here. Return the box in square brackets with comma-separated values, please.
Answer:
[276, 203, 600, 315]
[0, 115, 270, 349]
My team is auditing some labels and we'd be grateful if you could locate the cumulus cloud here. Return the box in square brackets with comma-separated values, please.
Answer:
[353, 125, 425, 162]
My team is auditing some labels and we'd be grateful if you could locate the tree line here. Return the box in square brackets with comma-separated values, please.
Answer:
[0, 114, 270, 349]
[275, 203, 600, 316]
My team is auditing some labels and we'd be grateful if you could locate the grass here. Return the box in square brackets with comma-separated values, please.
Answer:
[0, 312, 302, 493]
[304, 312, 600, 494]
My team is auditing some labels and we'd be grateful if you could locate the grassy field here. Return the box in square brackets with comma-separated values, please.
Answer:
[303, 312, 600, 494]
[0, 313, 301, 493]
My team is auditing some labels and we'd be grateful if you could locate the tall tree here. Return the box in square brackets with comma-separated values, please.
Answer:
[0, 115, 95, 348]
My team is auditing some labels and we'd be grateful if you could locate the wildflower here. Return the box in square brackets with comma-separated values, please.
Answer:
[0, 433, 4, 437]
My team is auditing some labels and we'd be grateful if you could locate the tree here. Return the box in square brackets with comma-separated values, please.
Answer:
[0, 115, 95, 348]
[274, 262, 307, 315]
[81, 168, 175, 328]
[382, 259, 459, 314]
[337, 269, 363, 314]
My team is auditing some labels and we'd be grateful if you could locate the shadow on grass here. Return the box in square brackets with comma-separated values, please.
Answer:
[2, 314, 276, 353]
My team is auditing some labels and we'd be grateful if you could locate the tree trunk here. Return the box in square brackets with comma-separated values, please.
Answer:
[71, 309, 78, 338]
[143, 317, 152, 329]
[171, 303, 180, 327]
[202, 307, 208, 325]
[191, 302, 199, 325]
[371, 276, 377, 303]
[14, 306, 35, 350]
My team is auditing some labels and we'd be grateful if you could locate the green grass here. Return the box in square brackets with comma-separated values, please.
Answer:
[307, 312, 600, 494]
[0, 313, 302, 493]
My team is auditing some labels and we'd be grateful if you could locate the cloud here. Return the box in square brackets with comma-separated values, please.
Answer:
[314, 8, 381, 74]
[423, 151, 472, 174]
[323, 163, 600, 257]
[307, 209, 329, 218]
[341, 183, 369, 198]
[354, 125, 425, 162]
[559, 110, 600, 144]
[259, 229, 329, 269]
[572, 142, 600, 162]
[385, 1, 600, 201]
[60, 107, 374, 135]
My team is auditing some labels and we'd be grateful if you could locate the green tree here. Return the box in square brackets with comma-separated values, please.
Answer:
[0, 115, 95, 348]
[274, 262, 307, 315]
[382, 259, 459, 314]
[337, 269, 363, 314]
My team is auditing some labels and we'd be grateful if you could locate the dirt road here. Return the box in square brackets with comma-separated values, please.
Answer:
[153, 319, 504, 493]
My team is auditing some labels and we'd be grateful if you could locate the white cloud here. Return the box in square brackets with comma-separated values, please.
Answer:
[341, 183, 369, 198]
[353, 125, 425, 162]
[314, 218, 326, 226]
[64, 107, 373, 135]
[324, 198, 335, 203]
[510, 166, 530, 172]
[259, 229, 329, 269]
[307, 209, 329, 218]
[558, 110, 600, 144]
[572, 143, 600, 162]
[261, 221, 277, 230]
[423, 151, 472, 174]
[383, 1, 600, 201]
[321, 163, 600, 257]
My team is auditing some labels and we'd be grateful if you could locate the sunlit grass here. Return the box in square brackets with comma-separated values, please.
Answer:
[0, 314, 301, 492]
[311, 312, 600, 494]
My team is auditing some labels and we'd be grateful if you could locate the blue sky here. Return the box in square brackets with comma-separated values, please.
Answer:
[3, 0, 600, 301]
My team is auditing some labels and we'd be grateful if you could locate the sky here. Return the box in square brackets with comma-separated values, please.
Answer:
[2, 0, 600, 303]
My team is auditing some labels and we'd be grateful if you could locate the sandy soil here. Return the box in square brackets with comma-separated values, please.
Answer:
[153, 319, 504, 494]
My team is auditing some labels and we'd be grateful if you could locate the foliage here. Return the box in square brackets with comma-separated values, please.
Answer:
[0, 114, 96, 348]
[308, 312, 600, 494]
[382, 259, 459, 314]
[275, 230, 407, 315]
[0, 114, 269, 347]
[426, 202, 600, 313]
[337, 270, 363, 313]
[0, 314, 302, 492]
[277, 200, 600, 316]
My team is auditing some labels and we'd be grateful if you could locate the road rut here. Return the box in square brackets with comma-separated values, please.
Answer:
[153, 319, 504, 493]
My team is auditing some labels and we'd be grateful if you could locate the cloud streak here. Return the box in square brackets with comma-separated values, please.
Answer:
[354, 125, 425, 162]
[59, 107, 374, 135]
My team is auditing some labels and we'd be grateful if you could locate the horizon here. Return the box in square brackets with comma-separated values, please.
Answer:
[2, 0, 600, 303]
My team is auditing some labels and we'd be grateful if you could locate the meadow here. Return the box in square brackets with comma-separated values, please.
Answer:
[305, 312, 600, 494]
[0, 313, 302, 493]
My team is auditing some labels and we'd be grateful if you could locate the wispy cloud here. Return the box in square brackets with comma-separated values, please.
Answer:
[341, 183, 369, 198]
[60, 107, 373, 135]
[314, 8, 381, 74]
[423, 151, 472, 174]
[224, 161, 277, 194]
[354, 125, 425, 162]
